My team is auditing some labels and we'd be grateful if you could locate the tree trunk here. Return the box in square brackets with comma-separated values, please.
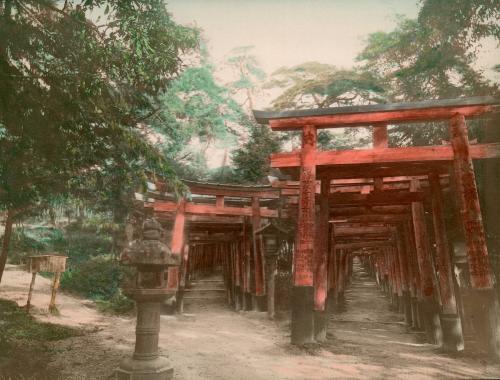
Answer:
[0, 209, 15, 284]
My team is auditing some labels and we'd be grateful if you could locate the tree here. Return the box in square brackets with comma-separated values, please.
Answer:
[232, 120, 281, 184]
[226, 46, 266, 114]
[0, 0, 198, 282]
[148, 45, 245, 181]
[266, 62, 386, 110]
[265, 62, 383, 151]
[356, 0, 499, 145]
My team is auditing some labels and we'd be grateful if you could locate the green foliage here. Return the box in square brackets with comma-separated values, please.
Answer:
[356, 0, 499, 145]
[4, 223, 111, 266]
[5, 226, 66, 264]
[0, 299, 81, 343]
[0, 0, 198, 216]
[150, 62, 243, 172]
[232, 123, 281, 184]
[226, 46, 266, 112]
[267, 62, 386, 110]
[60, 256, 134, 313]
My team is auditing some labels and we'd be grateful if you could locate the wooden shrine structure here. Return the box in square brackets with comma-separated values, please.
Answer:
[132, 96, 500, 355]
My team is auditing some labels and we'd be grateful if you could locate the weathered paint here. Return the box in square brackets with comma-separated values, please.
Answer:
[429, 174, 458, 313]
[252, 197, 265, 296]
[314, 178, 330, 310]
[410, 180, 434, 297]
[294, 125, 316, 287]
[167, 199, 186, 291]
[449, 114, 494, 289]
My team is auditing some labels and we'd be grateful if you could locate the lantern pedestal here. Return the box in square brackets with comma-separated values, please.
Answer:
[115, 218, 180, 380]
[116, 356, 173, 380]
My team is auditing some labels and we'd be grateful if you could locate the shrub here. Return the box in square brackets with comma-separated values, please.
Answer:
[60, 256, 134, 313]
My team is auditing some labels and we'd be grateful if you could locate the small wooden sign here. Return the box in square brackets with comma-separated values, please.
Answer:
[27, 254, 67, 273]
[26, 254, 67, 313]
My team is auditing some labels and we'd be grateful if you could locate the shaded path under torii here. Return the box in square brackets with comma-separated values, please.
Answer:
[322, 258, 497, 379]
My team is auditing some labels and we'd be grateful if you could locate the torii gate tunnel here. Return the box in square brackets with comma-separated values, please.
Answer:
[135, 96, 500, 355]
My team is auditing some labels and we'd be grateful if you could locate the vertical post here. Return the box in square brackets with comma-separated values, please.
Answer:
[251, 197, 266, 311]
[177, 245, 190, 314]
[404, 221, 422, 330]
[410, 179, 442, 345]
[392, 245, 404, 313]
[26, 272, 37, 313]
[234, 240, 242, 311]
[48, 272, 61, 313]
[336, 249, 346, 307]
[395, 227, 412, 326]
[449, 113, 496, 354]
[291, 124, 316, 345]
[429, 173, 464, 352]
[243, 221, 253, 310]
[167, 199, 186, 313]
[373, 124, 388, 192]
[265, 254, 277, 320]
[327, 224, 337, 313]
[314, 178, 330, 341]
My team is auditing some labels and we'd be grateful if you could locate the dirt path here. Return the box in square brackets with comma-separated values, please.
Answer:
[1, 264, 499, 379]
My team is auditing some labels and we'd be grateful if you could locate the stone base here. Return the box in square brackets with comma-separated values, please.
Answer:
[243, 292, 253, 311]
[162, 296, 176, 315]
[234, 286, 242, 311]
[398, 295, 405, 314]
[418, 297, 442, 345]
[326, 293, 336, 314]
[116, 356, 173, 380]
[314, 310, 328, 342]
[411, 297, 422, 330]
[255, 295, 267, 312]
[439, 313, 464, 353]
[461, 288, 497, 355]
[291, 286, 315, 345]
[403, 292, 412, 326]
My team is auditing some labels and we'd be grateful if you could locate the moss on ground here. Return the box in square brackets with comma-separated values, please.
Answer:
[0, 298, 82, 379]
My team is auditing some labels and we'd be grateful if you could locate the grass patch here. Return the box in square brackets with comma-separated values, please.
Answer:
[0, 298, 82, 378]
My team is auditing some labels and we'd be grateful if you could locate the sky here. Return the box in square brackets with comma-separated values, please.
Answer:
[167, 0, 498, 82]
[166, 0, 419, 74]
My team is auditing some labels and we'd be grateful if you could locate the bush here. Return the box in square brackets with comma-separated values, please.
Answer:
[65, 230, 112, 266]
[60, 256, 134, 313]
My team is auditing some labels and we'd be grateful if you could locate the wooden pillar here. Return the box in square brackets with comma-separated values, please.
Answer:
[449, 114, 496, 354]
[251, 197, 266, 311]
[314, 178, 330, 341]
[291, 124, 316, 345]
[392, 245, 404, 313]
[429, 173, 464, 352]
[327, 224, 337, 313]
[336, 249, 346, 307]
[395, 226, 412, 325]
[373, 124, 388, 191]
[167, 200, 186, 313]
[243, 222, 253, 310]
[177, 245, 190, 314]
[410, 179, 442, 344]
[234, 240, 242, 311]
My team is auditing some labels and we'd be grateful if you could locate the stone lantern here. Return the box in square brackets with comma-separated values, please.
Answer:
[116, 218, 181, 380]
[255, 222, 288, 319]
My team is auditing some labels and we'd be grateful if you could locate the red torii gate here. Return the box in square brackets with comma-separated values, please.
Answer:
[254, 96, 500, 351]
[141, 180, 281, 312]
